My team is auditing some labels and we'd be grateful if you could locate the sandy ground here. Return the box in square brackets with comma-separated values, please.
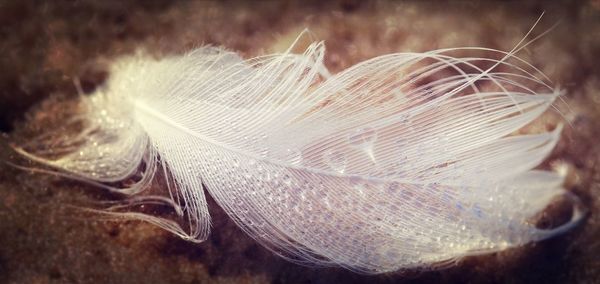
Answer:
[0, 0, 599, 283]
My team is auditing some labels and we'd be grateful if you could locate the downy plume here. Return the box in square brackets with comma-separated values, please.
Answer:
[12, 26, 585, 273]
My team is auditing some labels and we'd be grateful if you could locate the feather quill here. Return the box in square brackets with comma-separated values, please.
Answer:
[13, 31, 585, 273]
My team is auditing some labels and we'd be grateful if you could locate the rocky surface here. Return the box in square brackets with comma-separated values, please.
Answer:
[0, 1, 598, 283]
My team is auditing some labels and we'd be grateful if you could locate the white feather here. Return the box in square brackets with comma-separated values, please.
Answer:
[14, 35, 585, 273]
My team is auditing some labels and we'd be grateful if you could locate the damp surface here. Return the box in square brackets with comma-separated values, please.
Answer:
[1, 1, 599, 283]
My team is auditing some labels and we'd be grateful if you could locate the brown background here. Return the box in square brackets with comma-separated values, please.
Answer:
[0, 0, 599, 283]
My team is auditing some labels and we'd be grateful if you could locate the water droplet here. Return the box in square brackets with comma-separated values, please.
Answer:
[282, 174, 292, 186]
[229, 119, 240, 132]
[396, 137, 409, 148]
[349, 175, 367, 195]
[255, 164, 264, 173]
[285, 148, 303, 165]
[357, 90, 370, 100]
[393, 87, 404, 97]
[348, 127, 377, 148]
[385, 250, 399, 260]
[429, 136, 441, 149]
[472, 204, 484, 218]
[348, 127, 378, 162]
[259, 170, 272, 182]
[398, 113, 411, 124]
[456, 202, 464, 210]
[387, 182, 399, 193]
[324, 149, 347, 173]
[259, 147, 269, 158]
[349, 175, 361, 184]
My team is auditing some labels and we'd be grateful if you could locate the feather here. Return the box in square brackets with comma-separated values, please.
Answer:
[12, 32, 585, 273]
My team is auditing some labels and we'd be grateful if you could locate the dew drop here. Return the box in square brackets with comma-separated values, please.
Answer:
[259, 147, 269, 158]
[385, 249, 399, 260]
[282, 174, 292, 186]
[348, 127, 377, 148]
[285, 148, 303, 165]
[349, 175, 368, 196]
[349, 175, 362, 184]
[393, 88, 405, 99]
[398, 112, 412, 125]
[396, 137, 409, 148]
[324, 149, 347, 173]
[248, 159, 257, 166]
[229, 119, 240, 132]
[348, 127, 378, 162]
[387, 181, 400, 193]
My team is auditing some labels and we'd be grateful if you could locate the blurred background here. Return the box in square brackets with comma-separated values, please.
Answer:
[0, 0, 598, 283]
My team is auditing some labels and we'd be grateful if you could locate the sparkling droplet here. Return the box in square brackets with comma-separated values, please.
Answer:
[349, 175, 362, 184]
[259, 147, 269, 158]
[348, 127, 378, 148]
[282, 174, 292, 186]
[349, 175, 366, 195]
[324, 149, 347, 173]
[398, 113, 412, 124]
[248, 159, 257, 167]
[393, 88, 405, 99]
[348, 127, 378, 162]
[396, 137, 409, 148]
[285, 148, 303, 165]
[229, 119, 240, 132]
[385, 249, 399, 260]
[387, 181, 400, 193]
